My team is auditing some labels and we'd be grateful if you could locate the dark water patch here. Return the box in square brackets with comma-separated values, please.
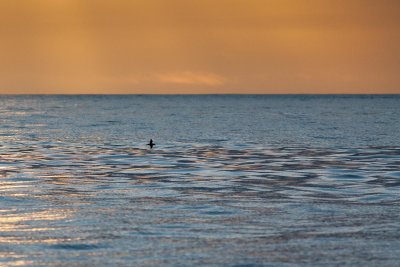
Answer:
[49, 243, 104, 250]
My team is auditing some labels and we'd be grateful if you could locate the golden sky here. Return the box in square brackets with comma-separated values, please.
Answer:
[0, 0, 399, 94]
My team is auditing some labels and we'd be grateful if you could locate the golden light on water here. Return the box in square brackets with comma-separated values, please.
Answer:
[0, 209, 71, 243]
[0, 0, 399, 94]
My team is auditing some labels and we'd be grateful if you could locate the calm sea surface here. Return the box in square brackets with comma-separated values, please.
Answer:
[1, 95, 400, 266]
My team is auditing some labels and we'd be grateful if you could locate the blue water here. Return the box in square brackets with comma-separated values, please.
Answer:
[0, 95, 399, 266]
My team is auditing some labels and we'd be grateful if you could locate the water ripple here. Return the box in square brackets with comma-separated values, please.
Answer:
[1, 143, 400, 266]
[1, 95, 400, 266]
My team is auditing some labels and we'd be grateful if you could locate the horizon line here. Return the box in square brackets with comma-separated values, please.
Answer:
[0, 93, 399, 96]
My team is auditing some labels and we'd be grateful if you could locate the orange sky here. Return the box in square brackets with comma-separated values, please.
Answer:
[0, 0, 399, 94]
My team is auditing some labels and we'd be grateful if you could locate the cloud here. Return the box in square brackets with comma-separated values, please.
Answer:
[156, 71, 225, 86]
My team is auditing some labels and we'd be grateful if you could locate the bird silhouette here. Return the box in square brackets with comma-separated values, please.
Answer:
[147, 139, 155, 149]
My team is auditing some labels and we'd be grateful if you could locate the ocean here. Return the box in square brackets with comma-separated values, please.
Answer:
[0, 95, 399, 266]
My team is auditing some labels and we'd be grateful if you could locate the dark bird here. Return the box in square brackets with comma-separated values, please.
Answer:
[147, 139, 155, 149]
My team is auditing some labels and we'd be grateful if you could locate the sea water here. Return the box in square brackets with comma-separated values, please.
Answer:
[0, 95, 399, 266]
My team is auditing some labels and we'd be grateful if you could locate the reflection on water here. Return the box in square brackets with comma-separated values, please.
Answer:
[1, 143, 400, 266]
[1, 95, 400, 266]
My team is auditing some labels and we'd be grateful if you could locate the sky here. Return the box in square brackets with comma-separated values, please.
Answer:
[0, 0, 399, 94]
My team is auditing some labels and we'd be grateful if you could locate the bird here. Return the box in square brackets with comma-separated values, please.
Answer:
[147, 139, 155, 149]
